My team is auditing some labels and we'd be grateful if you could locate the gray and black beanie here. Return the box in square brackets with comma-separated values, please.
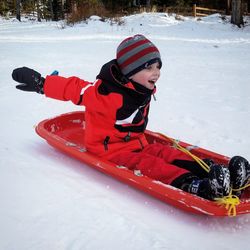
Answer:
[116, 34, 162, 78]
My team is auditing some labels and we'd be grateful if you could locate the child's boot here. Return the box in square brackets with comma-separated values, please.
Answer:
[228, 156, 250, 196]
[188, 164, 230, 200]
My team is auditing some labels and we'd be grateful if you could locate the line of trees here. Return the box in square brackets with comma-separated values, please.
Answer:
[0, 0, 248, 26]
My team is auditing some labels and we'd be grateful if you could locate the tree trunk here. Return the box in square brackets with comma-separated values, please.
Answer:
[37, 0, 42, 22]
[16, 0, 21, 21]
[231, 0, 243, 27]
[226, 0, 231, 15]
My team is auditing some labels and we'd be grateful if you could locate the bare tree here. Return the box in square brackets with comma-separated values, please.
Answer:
[16, 0, 21, 21]
[226, 0, 231, 15]
[231, 0, 243, 26]
[36, 0, 42, 22]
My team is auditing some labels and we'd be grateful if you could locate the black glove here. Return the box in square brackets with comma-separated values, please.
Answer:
[12, 67, 45, 94]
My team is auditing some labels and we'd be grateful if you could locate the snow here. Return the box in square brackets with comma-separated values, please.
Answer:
[1, 13, 250, 250]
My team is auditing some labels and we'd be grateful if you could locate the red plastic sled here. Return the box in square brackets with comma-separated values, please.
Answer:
[35, 111, 250, 216]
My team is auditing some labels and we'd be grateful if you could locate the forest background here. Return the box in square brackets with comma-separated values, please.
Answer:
[1, 0, 249, 27]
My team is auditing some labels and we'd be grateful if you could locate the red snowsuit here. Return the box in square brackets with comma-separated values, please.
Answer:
[44, 60, 193, 185]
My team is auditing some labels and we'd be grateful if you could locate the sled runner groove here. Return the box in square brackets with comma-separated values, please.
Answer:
[35, 111, 250, 216]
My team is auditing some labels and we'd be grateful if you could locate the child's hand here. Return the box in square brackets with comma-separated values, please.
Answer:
[12, 67, 45, 94]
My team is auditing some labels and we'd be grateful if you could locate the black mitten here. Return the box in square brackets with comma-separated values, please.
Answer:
[12, 67, 45, 94]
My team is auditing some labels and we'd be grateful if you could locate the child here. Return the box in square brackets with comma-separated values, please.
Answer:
[12, 34, 250, 200]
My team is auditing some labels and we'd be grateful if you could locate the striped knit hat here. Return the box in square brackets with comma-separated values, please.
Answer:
[116, 34, 162, 78]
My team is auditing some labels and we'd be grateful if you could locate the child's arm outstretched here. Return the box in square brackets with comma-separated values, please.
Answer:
[12, 67, 93, 105]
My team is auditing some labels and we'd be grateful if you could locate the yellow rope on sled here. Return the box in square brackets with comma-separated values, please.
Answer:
[171, 139, 210, 173]
[233, 183, 250, 192]
[215, 190, 241, 217]
[156, 132, 246, 216]
[216, 183, 250, 216]
[156, 133, 210, 173]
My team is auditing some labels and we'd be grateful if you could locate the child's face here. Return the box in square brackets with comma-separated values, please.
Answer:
[130, 62, 161, 90]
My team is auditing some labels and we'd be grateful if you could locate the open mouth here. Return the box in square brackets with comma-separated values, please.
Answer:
[148, 80, 156, 85]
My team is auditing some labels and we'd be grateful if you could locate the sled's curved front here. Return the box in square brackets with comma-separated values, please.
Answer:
[35, 111, 250, 216]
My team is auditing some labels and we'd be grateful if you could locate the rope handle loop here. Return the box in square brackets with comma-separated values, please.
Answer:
[215, 190, 241, 217]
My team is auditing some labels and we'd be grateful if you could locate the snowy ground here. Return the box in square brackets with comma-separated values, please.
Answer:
[1, 13, 250, 250]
